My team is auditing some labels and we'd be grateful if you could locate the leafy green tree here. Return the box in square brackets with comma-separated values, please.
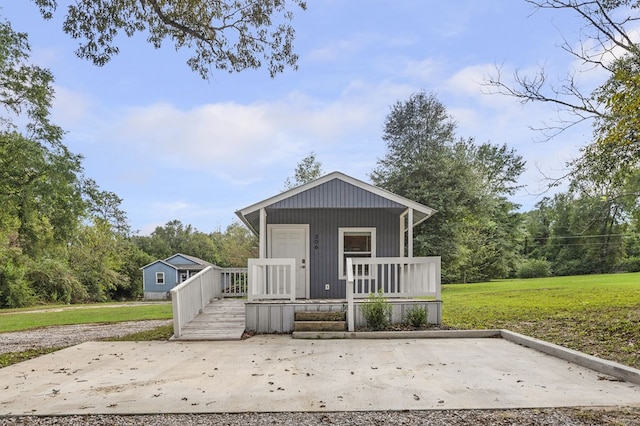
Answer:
[115, 240, 154, 300]
[0, 19, 63, 144]
[485, 1, 640, 187]
[182, 231, 221, 265]
[133, 220, 257, 268]
[0, 132, 85, 258]
[83, 178, 131, 236]
[31, 0, 307, 79]
[284, 151, 324, 190]
[522, 177, 638, 276]
[371, 91, 525, 282]
[141, 220, 195, 258]
[68, 219, 130, 302]
[0, 15, 143, 306]
[24, 258, 87, 304]
[215, 222, 257, 267]
[0, 231, 33, 308]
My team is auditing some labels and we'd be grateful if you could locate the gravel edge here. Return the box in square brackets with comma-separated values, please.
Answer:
[1, 408, 640, 425]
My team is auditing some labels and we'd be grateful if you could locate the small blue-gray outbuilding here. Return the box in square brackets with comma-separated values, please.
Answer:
[141, 253, 212, 300]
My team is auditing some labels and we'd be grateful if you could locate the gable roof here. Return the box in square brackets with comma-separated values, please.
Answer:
[236, 171, 436, 234]
[139, 259, 177, 271]
[165, 253, 211, 266]
[140, 253, 213, 271]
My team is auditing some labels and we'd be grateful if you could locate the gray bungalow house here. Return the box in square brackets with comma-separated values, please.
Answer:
[236, 171, 437, 299]
[170, 171, 443, 336]
[141, 253, 212, 300]
[233, 171, 442, 332]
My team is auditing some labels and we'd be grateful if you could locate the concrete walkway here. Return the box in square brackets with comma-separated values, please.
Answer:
[1, 335, 639, 415]
[173, 298, 245, 341]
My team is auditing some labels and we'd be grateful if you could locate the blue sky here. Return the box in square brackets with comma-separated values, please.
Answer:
[3, 1, 603, 234]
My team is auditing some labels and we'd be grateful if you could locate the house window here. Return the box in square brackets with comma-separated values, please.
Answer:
[339, 228, 376, 279]
[156, 272, 165, 285]
[180, 273, 188, 282]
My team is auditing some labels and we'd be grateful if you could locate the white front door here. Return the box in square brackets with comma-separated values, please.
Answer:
[270, 226, 308, 299]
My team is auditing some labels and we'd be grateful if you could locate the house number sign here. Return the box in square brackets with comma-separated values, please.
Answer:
[314, 234, 319, 250]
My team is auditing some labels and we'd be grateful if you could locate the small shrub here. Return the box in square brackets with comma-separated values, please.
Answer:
[359, 289, 392, 330]
[516, 259, 551, 279]
[403, 305, 427, 328]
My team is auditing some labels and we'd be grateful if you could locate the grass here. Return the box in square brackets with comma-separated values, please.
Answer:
[0, 303, 174, 367]
[1, 273, 639, 370]
[0, 302, 173, 333]
[442, 272, 640, 369]
[0, 347, 62, 368]
[106, 323, 175, 341]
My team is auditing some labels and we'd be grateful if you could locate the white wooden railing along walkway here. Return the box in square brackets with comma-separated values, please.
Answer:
[171, 266, 220, 338]
[171, 266, 248, 339]
[221, 267, 248, 296]
[346, 257, 441, 332]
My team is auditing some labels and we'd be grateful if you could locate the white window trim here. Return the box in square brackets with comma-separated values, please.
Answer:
[338, 227, 376, 279]
[156, 272, 165, 285]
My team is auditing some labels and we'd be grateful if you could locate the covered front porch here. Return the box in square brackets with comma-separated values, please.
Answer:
[170, 256, 441, 338]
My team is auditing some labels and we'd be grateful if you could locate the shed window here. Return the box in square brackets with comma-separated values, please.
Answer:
[339, 228, 376, 279]
[156, 272, 165, 285]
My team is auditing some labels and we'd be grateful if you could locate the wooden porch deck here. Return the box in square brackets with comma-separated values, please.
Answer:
[172, 298, 245, 341]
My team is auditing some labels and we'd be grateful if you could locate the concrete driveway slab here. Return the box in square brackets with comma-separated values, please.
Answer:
[1, 336, 639, 415]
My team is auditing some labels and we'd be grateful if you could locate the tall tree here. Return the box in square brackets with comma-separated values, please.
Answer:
[0, 19, 63, 145]
[0, 132, 84, 258]
[284, 151, 323, 190]
[371, 91, 525, 282]
[484, 0, 640, 185]
[83, 178, 131, 236]
[31, 0, 307, 79]
[0, 17, 139, 306]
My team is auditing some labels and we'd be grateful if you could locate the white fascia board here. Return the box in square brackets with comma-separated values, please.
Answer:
[139, 259, 179, 271]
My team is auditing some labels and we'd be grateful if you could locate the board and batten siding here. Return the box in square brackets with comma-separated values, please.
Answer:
[242, 178, 408, 231]
[267, 208, 402, 298]
[270, 178, 405, 209]
[143, 262, 178, 294]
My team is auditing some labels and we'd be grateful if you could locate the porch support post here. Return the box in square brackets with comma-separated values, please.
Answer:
[408, 208, 414, 258]
[400, 210, 407, 257]
[259, 208, 267, 259]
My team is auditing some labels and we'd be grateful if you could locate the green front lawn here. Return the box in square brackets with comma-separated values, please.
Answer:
[1, 273, 639, 370]
[0, 303, 173, 333]
[442, 273, 640, 369]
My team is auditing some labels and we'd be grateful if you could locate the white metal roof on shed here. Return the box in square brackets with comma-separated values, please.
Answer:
[235, 171, 436, 235]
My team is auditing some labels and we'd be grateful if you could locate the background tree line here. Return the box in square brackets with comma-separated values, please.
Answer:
[0, 16, 258, 308]
[2, 1, 639, 307]
[368, 90, 640, 283]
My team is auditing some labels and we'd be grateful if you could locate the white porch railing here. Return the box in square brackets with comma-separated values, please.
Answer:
[221, 268, 248, 296]
[170, 266, 220, 338]
[247, 258, 296, 302]
[170, 266, 249, 338]
[346, 257, 441, 331]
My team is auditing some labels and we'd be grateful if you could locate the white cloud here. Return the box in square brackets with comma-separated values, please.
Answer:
[402, 58, 442, 83]
[107, 88, 392, 184]
[51, 85, 95, 127]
